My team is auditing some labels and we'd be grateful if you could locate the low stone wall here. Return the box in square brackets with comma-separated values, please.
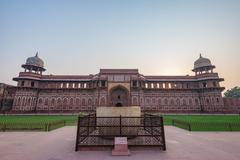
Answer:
[223, 98, 240, 113]
[96, 106, 141, 137]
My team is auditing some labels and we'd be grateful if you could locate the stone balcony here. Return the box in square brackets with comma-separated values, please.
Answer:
[19, 72, 42, 79]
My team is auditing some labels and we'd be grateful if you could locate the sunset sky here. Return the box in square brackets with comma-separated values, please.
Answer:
[0, 0, 240, 91]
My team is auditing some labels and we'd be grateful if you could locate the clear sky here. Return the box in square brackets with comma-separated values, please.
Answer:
[0, 0, 240, 91]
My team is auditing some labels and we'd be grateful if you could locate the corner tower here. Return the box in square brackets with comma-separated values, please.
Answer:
[13, 52, 46, 87]
[12, 52, 46, 112]
[193, 54, 225, 112]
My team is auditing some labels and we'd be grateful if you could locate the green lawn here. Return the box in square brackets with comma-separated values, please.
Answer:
[0, 114, 240, 131]
[163, 115, 240, 125]
[0, 115, 78, 131]
[0, 115, 78, 125]
[163, 115, 240, 131]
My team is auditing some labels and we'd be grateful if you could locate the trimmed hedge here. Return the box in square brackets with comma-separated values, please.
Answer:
[0, 120, 66, 131]
[172, 119, 240, 131]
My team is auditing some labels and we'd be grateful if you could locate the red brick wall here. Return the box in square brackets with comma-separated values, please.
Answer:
[223, 98, 240, 113]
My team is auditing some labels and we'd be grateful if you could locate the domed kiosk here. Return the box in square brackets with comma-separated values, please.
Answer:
[192, 54, 215, 75]
[21, 52, 46, 74]
[13, 52, 46, 88]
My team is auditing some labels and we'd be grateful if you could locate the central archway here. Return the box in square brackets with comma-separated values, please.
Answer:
[109, 85, 129, 107]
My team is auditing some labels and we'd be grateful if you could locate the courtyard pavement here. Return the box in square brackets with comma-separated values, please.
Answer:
[0, 126, 240, 160]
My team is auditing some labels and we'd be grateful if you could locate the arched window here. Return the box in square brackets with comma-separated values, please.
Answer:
[203, 82, 207, 88]
[182, 99, 187, 106]
[145, 83, 148, 88]
[168, 83, 172, 89]
[164, 98, 168, 105]
[158, 98, 161, 105]
[70, 98, 74, 105]
[88, 98, 92, 106]
[216, 97, 219, 103]
[195, 99, 199, 105]
[132, 97, 138, 105]
[206, 98, 210, 104]
[189, 99, 192, 105]
[13, 98, 17, 106]
[95, 98, 98, 106]
[76, 98, 80, 105]
[44, 98, 49, 105]
[57, 98, 61, 106]
[176, 99, 180, 105]
[21, 97, 25, 106]
[32, 98, 36, 106]
[51, 98, 55, 106]
[174, 83, 177, 88]
[27, 98, 31, 106]
[82, 98, 86, 106]
[163, 83, 166, 89]
[146, 98, 150, 105]
[100, 97, 105, 106]
[17, 97, 21, 106]
[152, 98, 156, 104]
[170, 99, 174, 105]
[151, 83, 154, 88]
[63, 98, 68, 105]
[38, 98, 43, 105]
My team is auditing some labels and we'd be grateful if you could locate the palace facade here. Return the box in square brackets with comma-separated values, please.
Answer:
[12, 53, 226, 113]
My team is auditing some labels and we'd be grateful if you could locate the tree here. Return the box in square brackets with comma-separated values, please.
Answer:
[224, 86, 240, 98]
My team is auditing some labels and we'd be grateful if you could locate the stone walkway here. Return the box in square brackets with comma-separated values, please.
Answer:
[0, 126, 240, 160]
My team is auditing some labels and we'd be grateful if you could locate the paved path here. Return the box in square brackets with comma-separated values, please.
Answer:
[0, 126, 240, 160]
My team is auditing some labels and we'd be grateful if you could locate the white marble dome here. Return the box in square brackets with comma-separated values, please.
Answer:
[193, 54, 212, 70]
[25, 53, 44, 68]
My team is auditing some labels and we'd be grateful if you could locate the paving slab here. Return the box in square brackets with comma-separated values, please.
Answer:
[0, 126, 240, 160]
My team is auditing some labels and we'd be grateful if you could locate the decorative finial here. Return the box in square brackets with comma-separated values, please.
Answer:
[35, 52, 38, 57]
[199, 53, 202, 58]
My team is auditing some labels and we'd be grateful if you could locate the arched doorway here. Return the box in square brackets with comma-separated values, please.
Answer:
[110, 86, 129, 107]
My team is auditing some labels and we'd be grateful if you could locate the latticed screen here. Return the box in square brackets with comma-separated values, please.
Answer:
[75, 114, 166, 151]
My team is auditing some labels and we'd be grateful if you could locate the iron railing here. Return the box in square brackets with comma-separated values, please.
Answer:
[75, 113, 166, 151]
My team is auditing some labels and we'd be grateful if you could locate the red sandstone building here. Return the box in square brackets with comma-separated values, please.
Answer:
[12, 53, 227, 113]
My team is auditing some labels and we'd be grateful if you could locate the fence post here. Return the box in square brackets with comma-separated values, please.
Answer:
[228, 123, 232, 131]
[94, 113, 97, 130]
[45, 123, 48, 131]
[151, 116, 153, 135]
[3, 123, 6, 132]
[172, 119, 175, 126]
[75, 116, 80, 151]
[143, 114, 146, 130]
[188, 123, 191, 131]
[45, 123, 50, 131]
[48, 123, 51, 131]
[120, 115, 122, 136]
[87, 115, 90, 136]
[160, 117, 166, 151]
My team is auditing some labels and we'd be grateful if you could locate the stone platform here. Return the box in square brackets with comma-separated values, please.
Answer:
[1, 126, 240, 160]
